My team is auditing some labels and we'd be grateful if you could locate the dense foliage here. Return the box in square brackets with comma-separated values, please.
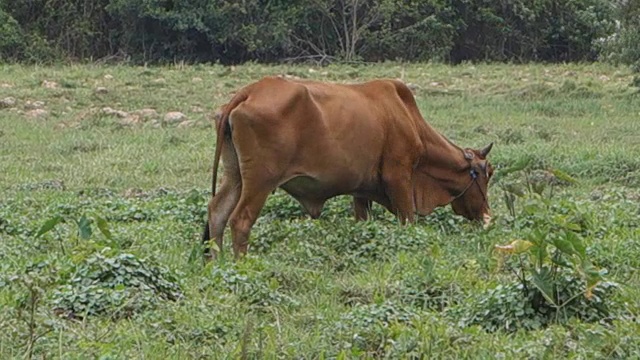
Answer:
[0, 0, 635, 65]
[598, 0, 640, 71]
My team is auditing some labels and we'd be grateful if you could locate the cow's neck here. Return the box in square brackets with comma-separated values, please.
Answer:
[410, 122, 472, 214]
[418, 123, 467, 170]
[417, 122, 470, 192]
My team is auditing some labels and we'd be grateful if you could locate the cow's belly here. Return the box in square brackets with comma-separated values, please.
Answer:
[279, 173, 381, 218]
[280, 175, 351, 200]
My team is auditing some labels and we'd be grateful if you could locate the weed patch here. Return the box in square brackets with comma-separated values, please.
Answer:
[454, 274, 618, 332]
[52, 252, 183, 319]
[333, 301, 420, 356]
[205, 266, 299, 311]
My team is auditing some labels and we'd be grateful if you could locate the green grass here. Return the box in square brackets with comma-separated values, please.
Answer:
[1, 62, 640, 358]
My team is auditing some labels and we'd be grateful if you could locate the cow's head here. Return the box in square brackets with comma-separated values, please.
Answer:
[450, 143, 494, 226]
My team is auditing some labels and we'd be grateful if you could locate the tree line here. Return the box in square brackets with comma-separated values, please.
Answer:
[0, 0, 638, 68]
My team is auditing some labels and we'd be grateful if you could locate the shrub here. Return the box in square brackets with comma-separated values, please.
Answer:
[0, 9, 23, 60]
[598, 0, 640, 71]
[449, 0, 616, 63]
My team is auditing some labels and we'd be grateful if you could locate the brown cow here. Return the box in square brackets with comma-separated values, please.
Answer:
[202, 76, 494, 258]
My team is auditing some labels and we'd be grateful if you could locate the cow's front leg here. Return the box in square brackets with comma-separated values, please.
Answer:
[353, 196, 372, 221]
[382, 171, 415, 224]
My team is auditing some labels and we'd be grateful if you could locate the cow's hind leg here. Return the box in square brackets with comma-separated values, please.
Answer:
[228, 184, 273, 258]
[224, 106, 288, 258]
[204, 176, 241, 259]
[203, 125, 243, 260]
[201, 222, 210, 254]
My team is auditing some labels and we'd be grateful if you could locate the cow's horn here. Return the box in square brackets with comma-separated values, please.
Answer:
[480, 142, 494, 157]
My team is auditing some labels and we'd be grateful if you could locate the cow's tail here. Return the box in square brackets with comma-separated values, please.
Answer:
[211, 91, 248, 196]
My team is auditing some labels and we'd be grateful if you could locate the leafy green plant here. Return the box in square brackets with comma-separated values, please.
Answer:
[496, 158, 604, 292]
[52, 252, 183, 319]
[470, 161, 617, 332]
[456, 273, 617, 332]
[496, 155, 575, 218]
[36, 213, 111, 241]
[30, 212, 183, 319]
[35, 212, 114, 254]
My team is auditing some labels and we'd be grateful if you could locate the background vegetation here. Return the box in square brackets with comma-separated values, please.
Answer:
[1, 62, 639, 358]
[0, 0, 639, 67]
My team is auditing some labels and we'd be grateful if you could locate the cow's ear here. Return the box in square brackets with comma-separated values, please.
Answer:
[464, 150, 474, 160]
[479, 142, 493, 158]
[412, 171, 453, 216]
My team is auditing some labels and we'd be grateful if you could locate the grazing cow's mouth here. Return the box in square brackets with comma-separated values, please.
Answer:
[482, 213, 492, 229]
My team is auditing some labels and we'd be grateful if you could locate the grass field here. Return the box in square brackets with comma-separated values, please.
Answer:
[1, 62, 640, 359]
